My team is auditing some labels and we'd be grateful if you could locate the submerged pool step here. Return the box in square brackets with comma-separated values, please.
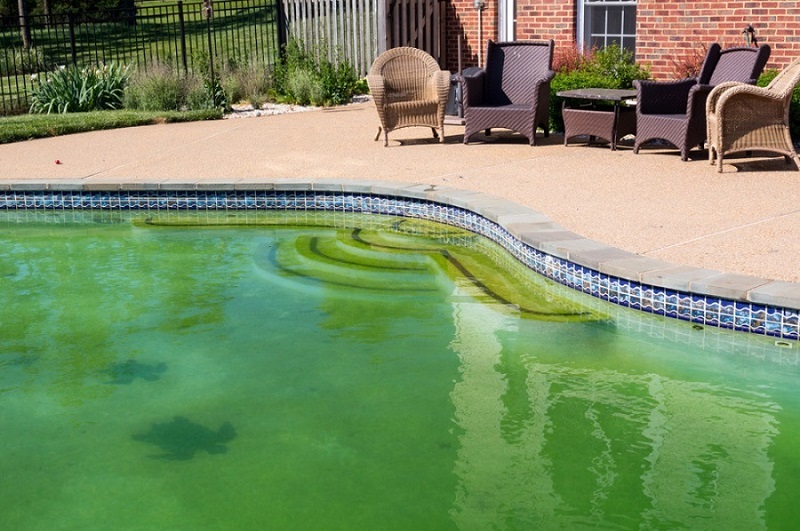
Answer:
[256, 226, 602, 321]
[264, 231, 446, 294]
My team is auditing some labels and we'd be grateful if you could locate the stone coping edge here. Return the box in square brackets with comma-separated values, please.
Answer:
[2, 179, 799, 335]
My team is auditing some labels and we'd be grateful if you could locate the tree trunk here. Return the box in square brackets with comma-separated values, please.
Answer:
[43, 0, 51, 26]
[18, 0, 32, 49]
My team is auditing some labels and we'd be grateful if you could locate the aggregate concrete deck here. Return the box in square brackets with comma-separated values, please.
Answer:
[2, 101, 800, 309]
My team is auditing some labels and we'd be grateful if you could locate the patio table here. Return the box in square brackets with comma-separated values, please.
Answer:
[558, 88, 637, 150]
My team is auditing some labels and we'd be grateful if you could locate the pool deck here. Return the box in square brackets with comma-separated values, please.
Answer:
[3, 100, 800, 309]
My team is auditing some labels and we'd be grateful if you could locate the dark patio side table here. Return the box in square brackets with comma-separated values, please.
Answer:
[557, 88, 637, 150]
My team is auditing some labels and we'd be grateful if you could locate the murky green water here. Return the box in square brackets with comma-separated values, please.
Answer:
[2, 211, 799, 530]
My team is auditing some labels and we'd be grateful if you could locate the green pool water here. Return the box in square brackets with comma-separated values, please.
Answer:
[2, 210, 799, 530]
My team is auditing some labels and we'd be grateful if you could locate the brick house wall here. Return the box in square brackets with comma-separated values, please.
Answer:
[636, 0, 799, 79]
[445, 0, 498, 69]
[445, 0, 800, 79]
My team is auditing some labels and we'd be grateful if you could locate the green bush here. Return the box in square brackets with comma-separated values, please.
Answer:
[589, 44, 650, 88]
[549, 44, 649, 133]
[29, 62, 129, 114]
[758, 69, 800, 140]
[271, 39, 359, 106]
[284, 68, 317, 105]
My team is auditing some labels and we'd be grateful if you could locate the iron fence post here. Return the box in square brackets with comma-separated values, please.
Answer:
[68, 13, 77, 66]
[205, 1, 215, 81]
[178, 1, 188, 74]
[276, 0, 287, 55]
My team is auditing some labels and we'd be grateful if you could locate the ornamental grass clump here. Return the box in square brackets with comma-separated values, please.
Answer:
[218, 56, 271, 109]
[29, 62, 129, 114]
[124, 61, 226, 112]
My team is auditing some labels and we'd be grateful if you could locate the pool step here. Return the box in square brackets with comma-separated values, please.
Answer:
[264, 230, 446, 294]
[258, 224, 603, 322]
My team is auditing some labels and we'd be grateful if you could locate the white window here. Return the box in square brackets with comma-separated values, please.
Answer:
[578, 0, 637, 54]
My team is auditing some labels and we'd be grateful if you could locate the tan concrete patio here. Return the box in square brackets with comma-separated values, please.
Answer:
[2, 100, 799, 286]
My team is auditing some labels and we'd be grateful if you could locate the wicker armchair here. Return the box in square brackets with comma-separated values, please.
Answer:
[459, 40, 555, 146]
[366, 47, 450, 147]
[707, 58, 800, 172]
[633, 43, 771, 160]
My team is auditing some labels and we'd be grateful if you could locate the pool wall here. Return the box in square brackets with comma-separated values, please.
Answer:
[2, 181, 799, 340]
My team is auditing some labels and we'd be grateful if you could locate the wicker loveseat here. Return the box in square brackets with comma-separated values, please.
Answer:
[366, 47, 450, 147]
[707, 58, 800, 172]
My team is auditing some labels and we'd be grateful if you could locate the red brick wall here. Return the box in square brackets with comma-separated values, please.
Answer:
[445, 0, 575, 72]
[445, 0, 498, 71]
[637, 0, 800, 79]
[445, 0, 800, 78]
[514, 0, 575, 43]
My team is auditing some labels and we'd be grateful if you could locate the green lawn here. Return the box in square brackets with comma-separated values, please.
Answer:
[0, 109, 223, 144]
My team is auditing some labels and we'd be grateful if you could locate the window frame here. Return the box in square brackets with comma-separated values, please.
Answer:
[577, 0, 637, 54]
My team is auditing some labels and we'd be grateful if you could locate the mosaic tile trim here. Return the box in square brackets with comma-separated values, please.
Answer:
[2, 189, 798, 340]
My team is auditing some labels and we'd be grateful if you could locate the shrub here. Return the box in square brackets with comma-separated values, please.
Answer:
[284, 68, 317, 105]
[124, 62, 225, 112]
[589, 44, 650, 88]
[352, 77, 369, 95]
[124, 62, 187, 111]
[29, 62, 129, 114]
[669, 43, 708, 79]
[271, 39, 359, 106]
[203, 76, 227, 110]
[317, 56, 358, 105]
[549, 43, 650, 133]
[758, 69, 800, 140]
[218, 57, 271, 108]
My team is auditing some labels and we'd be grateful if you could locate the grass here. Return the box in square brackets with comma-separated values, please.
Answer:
[0, 109, 222, 144]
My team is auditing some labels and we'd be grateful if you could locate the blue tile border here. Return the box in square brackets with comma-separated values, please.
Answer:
[2, 187, 798, 340]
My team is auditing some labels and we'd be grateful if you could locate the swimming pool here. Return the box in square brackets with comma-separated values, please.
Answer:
[2, 208, 799, 529]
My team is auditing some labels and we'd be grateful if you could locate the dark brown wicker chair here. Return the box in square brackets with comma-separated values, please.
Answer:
[366, 47, 450, 147]
[707, 58, 800, 172]
[459, 40, 555, 146]
[633, 43, 771, 160]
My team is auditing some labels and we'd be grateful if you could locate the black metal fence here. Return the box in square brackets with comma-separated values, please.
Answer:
[0, 0, 286, 115]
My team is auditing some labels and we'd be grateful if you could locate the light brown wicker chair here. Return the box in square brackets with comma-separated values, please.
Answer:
[366, 47, 450, 147]
[707, 58, 800, 172]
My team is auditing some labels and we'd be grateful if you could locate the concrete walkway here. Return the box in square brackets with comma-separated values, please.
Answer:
[2, 101, 799, 286]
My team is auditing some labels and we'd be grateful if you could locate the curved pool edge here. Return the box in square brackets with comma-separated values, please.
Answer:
[2, 178, 799, 339]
